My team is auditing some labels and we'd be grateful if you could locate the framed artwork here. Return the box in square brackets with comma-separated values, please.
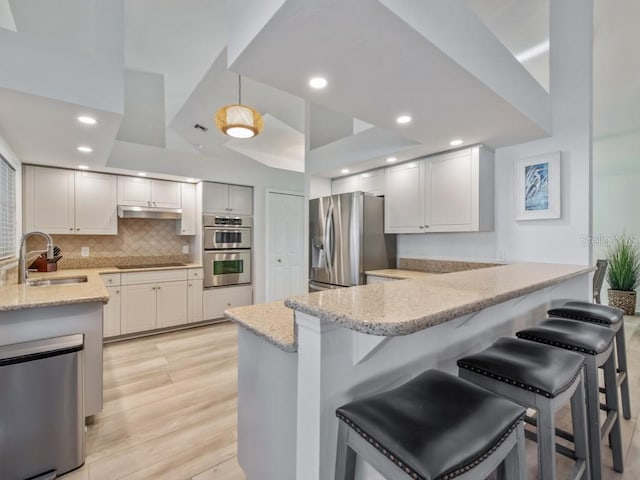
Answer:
[515, 152, 561, 221]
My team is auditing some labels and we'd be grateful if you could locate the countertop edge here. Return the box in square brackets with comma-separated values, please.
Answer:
[225, 311, 297, 353]
[285, 265, 594, 336]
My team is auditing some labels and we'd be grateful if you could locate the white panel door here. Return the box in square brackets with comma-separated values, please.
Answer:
[229, 185, 253, 215]
[121, 283, 157, 334]
[156, 280, 188, 328]
[75, 171, 118, 235]
[25, 166, 75, 234]
[187, 279, 204, 323]
[266, 191, 306, 301]
[117, 176, 151, 206]
[384, 161, 423, 233]
[151, 180, 181, 208]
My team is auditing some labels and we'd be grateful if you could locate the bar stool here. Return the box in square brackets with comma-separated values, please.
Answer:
[517, 318, 623, 480]
[335, 369, 527, 480]
[458, 337, 590, 480]
[548, 301, 631, 420]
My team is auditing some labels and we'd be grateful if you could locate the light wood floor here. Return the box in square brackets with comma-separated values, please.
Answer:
[62, 317, 640, 479]
[63, 322, 244, 480]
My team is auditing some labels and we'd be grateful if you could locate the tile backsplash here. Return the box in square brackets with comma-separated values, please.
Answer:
[27, 218, 194, 269]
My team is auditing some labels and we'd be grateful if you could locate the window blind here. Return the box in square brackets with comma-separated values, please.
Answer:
[0, 155, 16, 260]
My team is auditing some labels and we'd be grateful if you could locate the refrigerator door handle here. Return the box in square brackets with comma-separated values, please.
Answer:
[324, 203, 334, 277]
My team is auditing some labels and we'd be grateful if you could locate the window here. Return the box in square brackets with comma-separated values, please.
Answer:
[0, 155, 16, 260]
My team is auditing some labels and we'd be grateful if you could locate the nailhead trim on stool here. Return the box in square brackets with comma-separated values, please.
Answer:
[516, 333, 599, 356]
[335, 411, 525, 480]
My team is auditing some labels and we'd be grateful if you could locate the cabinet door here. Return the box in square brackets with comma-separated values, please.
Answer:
[203, 285, 253, 320]
[103, 285, 121, 338]
[384, 161, 424, 233]
[187, 279, 204, 323]
[156, 280, 188, 328]
[177, 183, 196, 235]
[151, 180, 181, 208]
[203, 182, 229, 214]
[24, 166, 75, 234]
[117, 176, 151, 206]
[121, 283, 157, 334]
[427, 150, 477, 232]
[331, 176, 359, 195]
[75, 171, 118, 235]
[228, 185, 252, 215]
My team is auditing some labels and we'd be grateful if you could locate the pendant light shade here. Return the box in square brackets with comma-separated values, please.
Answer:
[215, 75, 264, 139]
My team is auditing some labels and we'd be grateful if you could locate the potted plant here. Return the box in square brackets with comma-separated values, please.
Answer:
[607, 233, 640, 315]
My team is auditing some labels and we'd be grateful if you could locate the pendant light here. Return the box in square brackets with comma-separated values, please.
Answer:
[215, 74, 264, 139]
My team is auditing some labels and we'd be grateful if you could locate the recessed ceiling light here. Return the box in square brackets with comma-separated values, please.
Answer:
[77, 165, 90, 170]
[449, 139, 463, 146]
[137, 172, 147, 177]
[77, 115, 97, 125]
[386, 157, 397, 163]
[341, 169, 350, 174]
[77, 146, 93, 153]
[396, 115, 412, 124]
[309, 77, 328, 89]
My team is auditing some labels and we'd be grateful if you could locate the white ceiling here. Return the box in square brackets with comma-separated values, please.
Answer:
[0, 0, 637, 178]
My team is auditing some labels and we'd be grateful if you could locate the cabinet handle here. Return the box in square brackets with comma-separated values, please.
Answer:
[108, 279, 112, 283]
[188, 283, 192, 287]
[277, 259, 282, 263]
[152, 287, 156, 290]
[419, 226, 424, 229]
[227, 302, 231, 306]
[69, 228, 73, 231]
[76, 228, 80, 231]
[157, 286, 161, 290]
[147, 201, 151, 206]
[115, 290, 119, 294]
[182, 229, 186, 232]
[424, 225, 429, 228]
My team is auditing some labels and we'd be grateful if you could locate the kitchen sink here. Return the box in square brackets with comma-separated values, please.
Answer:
[27, 276, 88, 287]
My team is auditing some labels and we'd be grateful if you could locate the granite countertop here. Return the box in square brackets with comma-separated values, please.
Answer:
[285, 263, 593, 336]
[225, 301, 296, 352]
[365, 269, 439, 280]
[0, 264, 203, 312]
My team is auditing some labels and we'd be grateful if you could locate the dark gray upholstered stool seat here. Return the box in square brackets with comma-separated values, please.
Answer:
[335, 369, 527, 480]
[549, 301, 630, 420]
[517, 318, 623, 480]
[458, 337, 590, 480]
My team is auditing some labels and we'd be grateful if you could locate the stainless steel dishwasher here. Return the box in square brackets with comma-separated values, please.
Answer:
[0, 334, 85, 480]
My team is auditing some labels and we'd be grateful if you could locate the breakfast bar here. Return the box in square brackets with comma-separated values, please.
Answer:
[226, 263, 593, 480]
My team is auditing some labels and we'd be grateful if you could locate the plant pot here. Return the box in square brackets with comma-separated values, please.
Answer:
[608, 289, 637, 315]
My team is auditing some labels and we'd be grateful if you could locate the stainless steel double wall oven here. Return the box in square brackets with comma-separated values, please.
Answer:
[203, 215, 252, 288]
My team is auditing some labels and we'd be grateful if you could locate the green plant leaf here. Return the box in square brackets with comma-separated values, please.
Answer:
[606, 234, 640, 291]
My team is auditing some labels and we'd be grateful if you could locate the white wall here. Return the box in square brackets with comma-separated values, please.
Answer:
[593, 129, 640, 302]
[108, 140, 304, 304]
[397, 0, 593, 272]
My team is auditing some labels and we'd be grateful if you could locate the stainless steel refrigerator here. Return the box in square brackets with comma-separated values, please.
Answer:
[309, 192, 396, 291]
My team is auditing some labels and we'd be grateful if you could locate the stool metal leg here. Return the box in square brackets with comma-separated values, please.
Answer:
[536, 396, 557, 480]
[603, 354, 624, 473]
[615, 322, 631, 420]
[335, 421, 356, 480]
[584, 355, 603, 480]
[570, 369, 591, 480]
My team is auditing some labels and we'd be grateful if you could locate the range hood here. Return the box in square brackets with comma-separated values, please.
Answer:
[117, 205, 182, 220]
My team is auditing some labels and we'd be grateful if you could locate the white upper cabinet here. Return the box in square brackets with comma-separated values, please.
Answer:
[203, 182, 252, 215]
[384, 146, 494, 233]
[117, 176, 181, 209]
[177, 183, 197, 235]
[331, 170, 384, 196]
[75, 171, 118, 235]
[24, 166, 117, 235]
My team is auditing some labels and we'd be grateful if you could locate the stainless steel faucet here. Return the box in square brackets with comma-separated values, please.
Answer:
[18, 231, 55, 284]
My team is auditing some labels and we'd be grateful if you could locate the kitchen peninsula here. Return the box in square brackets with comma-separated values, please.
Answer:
[226, 262, 593, 480]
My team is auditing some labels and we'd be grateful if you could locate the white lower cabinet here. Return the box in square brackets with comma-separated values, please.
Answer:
[121, 283, 158, 334]
[156, 281, 188, 328]
[104, 286, 122, 337]
[203, 285, 253, 320]
[188, 279, 204, 323]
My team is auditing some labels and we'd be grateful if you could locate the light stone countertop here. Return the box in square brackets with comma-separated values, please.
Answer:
[225, 301, 296, 352]
[285, 263, 594, 336]
[0, 264, 203, 312]
[365, 269, 439, 280]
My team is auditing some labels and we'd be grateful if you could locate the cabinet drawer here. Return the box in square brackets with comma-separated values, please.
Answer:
[203, 285, 253, 320]
[188, 268, 204, 280]
[122, 269, 188, 285]
[101, 273, 121, 286]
